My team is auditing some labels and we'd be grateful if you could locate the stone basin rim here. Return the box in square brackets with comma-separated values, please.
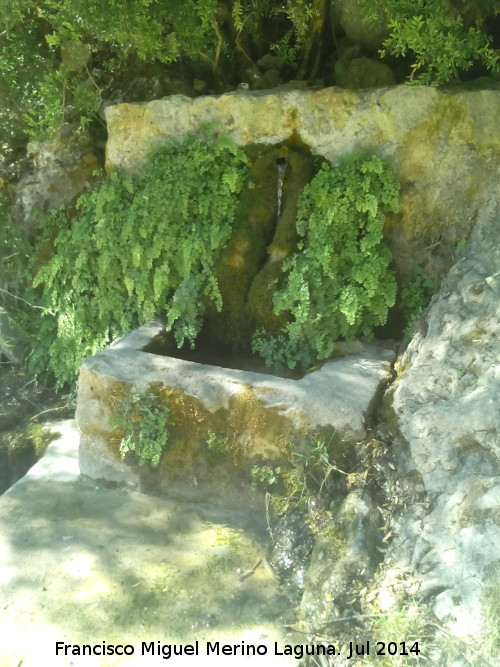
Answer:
[106, 319, 397, 386]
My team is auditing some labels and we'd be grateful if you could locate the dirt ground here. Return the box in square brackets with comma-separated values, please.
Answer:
[0, 419, 305, 666]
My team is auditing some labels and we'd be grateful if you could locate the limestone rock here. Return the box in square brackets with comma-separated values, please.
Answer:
[76, 321, 394, 505]
[383, 212, 500, 635]
[105, 86, 500, 283]
[300, 488, 381, 624]
[13, 127, 100, 232]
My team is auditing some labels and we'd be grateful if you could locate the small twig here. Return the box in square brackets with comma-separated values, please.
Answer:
[0, 288, 55, 315]
[29, 405, 69, 422]
[238, 558, 262, 582]
[265, 491, 274, 544]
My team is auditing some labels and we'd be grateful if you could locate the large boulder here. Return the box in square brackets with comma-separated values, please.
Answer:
[380, 204, 500, 636]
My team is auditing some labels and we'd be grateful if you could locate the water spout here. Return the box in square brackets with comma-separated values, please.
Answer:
[276, 157, 287, 219]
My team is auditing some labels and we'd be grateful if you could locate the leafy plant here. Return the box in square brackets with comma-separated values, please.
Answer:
[0, 0, 207, 144]
[455, 237, 467, 259]
[253, 153, 399, 371]
[270, 0, 319, 65]
[250, 464, 281, 490]
[0, 0, 324, 152]
[31, 130, 248, 387]
[205, 429, 230, 460]
[292, 437, 361, 494]
[0, 195, 47, 362]
[0, 197, 31, 303]
[110, 386, 169, 468]
[375, 0, 499, 85]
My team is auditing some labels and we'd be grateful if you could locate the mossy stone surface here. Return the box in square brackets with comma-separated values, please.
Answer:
[205, 143, 316, 349]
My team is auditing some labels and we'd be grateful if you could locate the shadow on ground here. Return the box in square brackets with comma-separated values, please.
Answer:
[0, 421, 299, 666]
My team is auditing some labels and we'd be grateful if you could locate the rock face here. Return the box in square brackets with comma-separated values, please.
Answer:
[13, 128, 100, 232]
[382, 206, 500, 635]
[300, 487, 381, 625]
[76, 321, 394, 507]
[105, 86, 500, 283]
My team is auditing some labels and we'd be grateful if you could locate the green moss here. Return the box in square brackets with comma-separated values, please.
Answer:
[378, 94, 495, 288]
[154, 385, 211, 469]
[204, 143, 317, 349]
[266, 148, 316, 260]
[203, 145, 280, 348]
[247, 260, 289, 335]
[246, 148, 317, 336]
[379, 387, 401, 439]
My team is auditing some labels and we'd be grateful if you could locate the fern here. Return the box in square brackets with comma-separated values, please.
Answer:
[32, 129, 249, 387]
[253, 153, 399, 370]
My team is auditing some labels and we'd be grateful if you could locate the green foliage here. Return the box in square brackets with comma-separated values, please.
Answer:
[31, 131, 248, 387]
[270, 0, 319, 64]
[23, 67, 102, 139]
[2, 0, 499, 158]
[0, 197, 31, 302]
[253, 153, 399, 371]
[205, 430, 230, 461]
[0, 0, 218, 146]
[455, 237, 467, 259]
[0, 195, 47, 360]
[400, 265, 434, 340]
[110, 386, 169, 468]
[375, 0, 499, 85]
[230, 0, 319, 64]
[250, 464, 282, 490]
[0, 20, 54, 165]
[0, 0, 322, 150]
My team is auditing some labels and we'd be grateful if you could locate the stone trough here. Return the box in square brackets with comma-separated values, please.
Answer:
[76, 321, 395, 508]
